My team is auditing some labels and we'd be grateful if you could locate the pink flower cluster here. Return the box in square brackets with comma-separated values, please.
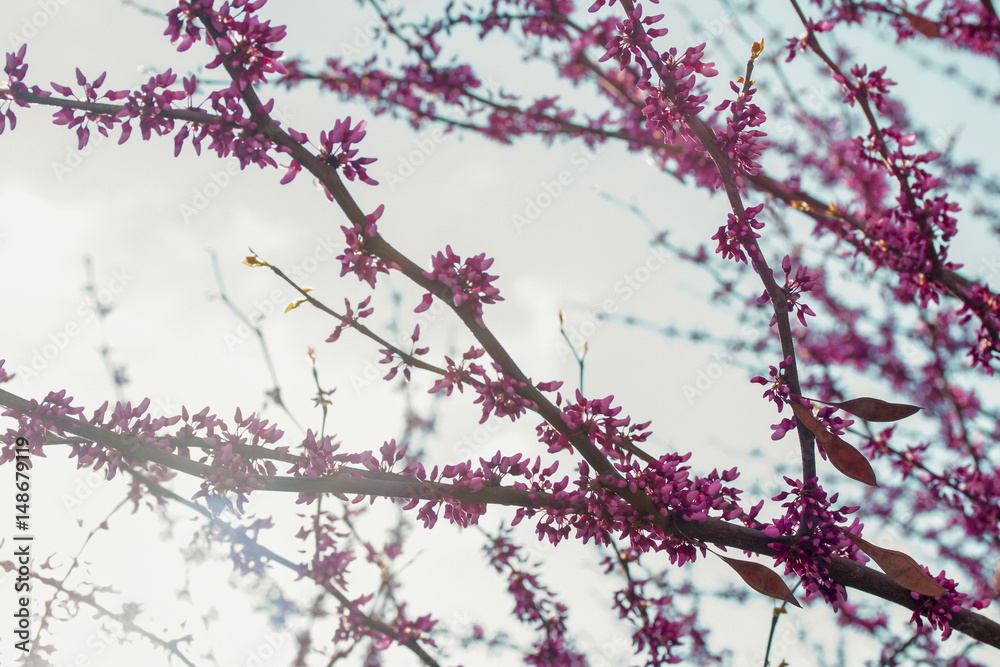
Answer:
[639, 41, 716, 142]
[714, 79, 767, 182]
[711, 203, 765, 265]
[428, 346, 487, 396]
[190, 406, 283, 512]
[484, 529, 587, 667]
[336, 204, 396, 288]
[597, 5, 667, 78]
[608, 558, 702, 666]
[50, 69, 130, 149]
[1, 389, 84, 462]
[537, 390, 650, 461]
[765, 477, 864, 608]
[165, 0, 287, 87]
[317, 116, 378, 185]
[471, 363, 535, 423]
[909, 570, 990, 640]
[0, 45, 41, 134]
[415, 245, 503, 325]
[325, 296, 374, 343]
[756, 255, 819, 327]
[378, 325, 430, 382]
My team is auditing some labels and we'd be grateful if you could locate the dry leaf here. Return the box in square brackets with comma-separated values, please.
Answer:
[791, 403, 878, 486]
[903, 10, 940, 38]
[720, 556, 801, 607]
[829, 397, 921, 422]
[842, 531, 947, 597]
[243, 254, 268, 267]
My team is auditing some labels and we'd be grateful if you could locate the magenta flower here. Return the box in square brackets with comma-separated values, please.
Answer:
[336, 204, 396, 287]
[757, 255, 819, 327]
[537, 390, 651, 463]
[714, 79, 767, 180]
[166, 0, 287, 88]
[909, 570, 990, 639]
[428, 346, 486, 396]
[319, 116, 378, 185]
[120, 69, 188, 144]
[751, 355, 794, 411]
[765, 477, 863, 608]
[48, 68, 129, 149]
[711, 203, 765, 264]
[415, 245, 503, 325]
[785, 19, 833, 62]
[472, 363, 534, 423]
[1, 45, 49, 135]
[956, 283, 1000, 371]
[832, 64, 896, 114]
[325, 296, 374, 343]
[1, 390, 85, 462]
[598, 5, 666, 78]
[379, 325, 430, 382]
[0, 359, 13, 384]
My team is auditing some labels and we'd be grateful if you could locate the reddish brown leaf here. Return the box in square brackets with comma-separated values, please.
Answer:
[721, 556, 801, 607]
[842, 531, 947, 597]
[829, 397, 921, 422]
[903, 10, 941, 38]
[791, 403, 878, 486]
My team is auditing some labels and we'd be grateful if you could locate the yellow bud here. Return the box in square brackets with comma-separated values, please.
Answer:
[242, 247, 270, 267]
[751, 38, 764, 61]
